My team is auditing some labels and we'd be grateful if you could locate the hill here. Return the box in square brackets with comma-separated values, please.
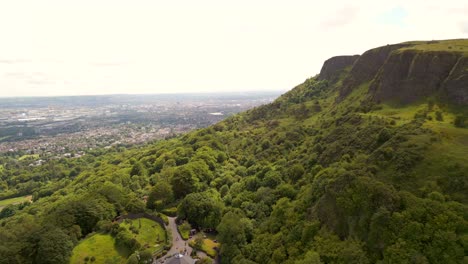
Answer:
[0, 39, 467, 264]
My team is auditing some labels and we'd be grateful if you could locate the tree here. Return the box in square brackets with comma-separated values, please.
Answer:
[35, 228, 74, 264]
[115, 230, 141, 256]
[147, 181, 174, 210]
[130, 161, 146, 177]
[178, 190, 223, 229]
[217, 212, 252, 246]
[454, 115, 466, 128]
[171, 166, 200, 199]
[289, 164, 305, 182]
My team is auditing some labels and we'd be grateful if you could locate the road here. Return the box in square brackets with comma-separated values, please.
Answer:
[166, 217, 193, 256]
[154, 217, 193, 263]
[155, 217, 211, 263]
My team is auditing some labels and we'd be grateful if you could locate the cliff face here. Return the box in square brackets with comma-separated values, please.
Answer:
[339, 44, 409, 99]
[441, 56, 468, 105]
[370, 50, 467, 104]
[318, 55, 359, 83]
[323, 40, 468, 105]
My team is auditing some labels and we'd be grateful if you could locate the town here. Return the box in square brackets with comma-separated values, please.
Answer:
[0, 92, 280, 159]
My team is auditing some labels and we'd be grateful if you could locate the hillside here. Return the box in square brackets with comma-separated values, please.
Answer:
[0, 39, 467, 264]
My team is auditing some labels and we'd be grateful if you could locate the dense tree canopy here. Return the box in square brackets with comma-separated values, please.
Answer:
[0, 64, 467, 264]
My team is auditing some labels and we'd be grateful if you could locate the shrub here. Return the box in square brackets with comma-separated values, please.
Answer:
[162, 207, 178, 217]
[454, 115, 466, 128]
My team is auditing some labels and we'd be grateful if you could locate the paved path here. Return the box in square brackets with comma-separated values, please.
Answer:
[155, 217, 193, 263]
[155, 217, 215, 263]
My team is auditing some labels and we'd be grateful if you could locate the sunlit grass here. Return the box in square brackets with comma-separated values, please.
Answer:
[400, 39, 468, 54]
[0, 195, 32, 210]
[120, 218, 166, 251]
[70, 234, 125, 264]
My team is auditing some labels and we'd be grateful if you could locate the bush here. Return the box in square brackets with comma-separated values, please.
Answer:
[115, 230, 141, 255]
[158, 213, 169, 225]
[178, 221, 191, 240]
[162, 207, 178, 217]
[454, 115, 466, 128]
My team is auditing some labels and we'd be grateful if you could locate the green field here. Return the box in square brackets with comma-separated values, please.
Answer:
[120, 218, 166, 250]
[70, 218, 166, 264]
[0, 195, 32, 210]
[0, 164, 3, 172]
[400, 39, 468, 54]
[190, 235, 219, 257]
[70, 234, 125, 264]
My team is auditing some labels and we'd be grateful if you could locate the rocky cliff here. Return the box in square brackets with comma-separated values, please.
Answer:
[327, 40, 468, 105]
[318, 55, 359, 83]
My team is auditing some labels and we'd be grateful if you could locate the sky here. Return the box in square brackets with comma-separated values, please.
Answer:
[0, 0, 467, 97]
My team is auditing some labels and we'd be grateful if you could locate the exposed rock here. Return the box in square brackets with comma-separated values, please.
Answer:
[318, 55, 359, 83]
[441, 56, 468, 105]
[327, 41, 468, 105]
[370, 50, 462, 104]
[339, 44, 410, 99]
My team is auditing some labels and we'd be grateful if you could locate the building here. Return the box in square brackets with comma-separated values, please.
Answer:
[164, 253, 196, 264]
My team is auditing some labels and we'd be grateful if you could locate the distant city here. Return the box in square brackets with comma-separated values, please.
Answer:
[0, 92, 281, 161]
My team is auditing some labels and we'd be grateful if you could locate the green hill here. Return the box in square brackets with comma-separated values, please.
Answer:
[0, 39, 467, 264]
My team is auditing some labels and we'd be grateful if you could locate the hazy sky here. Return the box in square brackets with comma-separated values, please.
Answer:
[0, 0, 467, 97]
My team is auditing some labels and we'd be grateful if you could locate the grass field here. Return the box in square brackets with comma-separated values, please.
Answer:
[120, 218, 166, 250]
[400, 39, 468, 54]
[70, 218, 167, 263]
[190, 233, 219, 257]
[0, 195, 32, 210]
[0, 164, 3, 172]
[200, 238, 219, 257]
[70, 234, 125, 264]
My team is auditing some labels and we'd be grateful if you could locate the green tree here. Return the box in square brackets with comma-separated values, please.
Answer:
[147, 180, 174, 210]
[35, 228, 74, 264]
[178, 190, 223, 229]
[171, 166, 200, 199]
[130, 161, 146, 177]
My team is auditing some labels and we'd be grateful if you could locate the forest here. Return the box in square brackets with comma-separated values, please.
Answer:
[0, 40, 467, 264]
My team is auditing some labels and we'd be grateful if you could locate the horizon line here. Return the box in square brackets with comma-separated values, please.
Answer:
[0, 89, 287, 99]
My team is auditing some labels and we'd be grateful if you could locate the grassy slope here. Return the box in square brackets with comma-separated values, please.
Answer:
[0, 195, 32, 210]
[400, 39, 468, 54]
[70, 218, 166, 264]
[120, 218, 166, 250]
[70, 234, 125, 264]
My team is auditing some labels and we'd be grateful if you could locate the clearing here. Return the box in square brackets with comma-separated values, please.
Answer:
[0, 195, 32, 210]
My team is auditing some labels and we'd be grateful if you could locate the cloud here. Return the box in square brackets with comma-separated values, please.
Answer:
[321, 6, 359, 28]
